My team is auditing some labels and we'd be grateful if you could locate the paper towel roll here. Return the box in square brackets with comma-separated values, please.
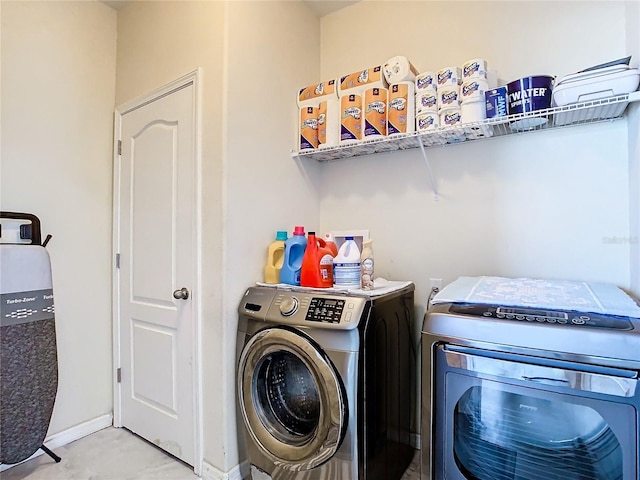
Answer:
[383, 56, 419, 84]
[462, 58, 488, 80]
[437, 66, 462, 88]
[440, 109, 466, 143]
[416, 71, 436, 93]
[416, 112, 439, 131]
[440, 109, 463, 128]
[416, 91, 438, 114]
[340, 94, 363, 143]
[364, 87, 388, 138]
[339, 66, 388, 97]
[299, 106, 319, 150]
[298, 79, 338, 108]
[388, 82, 415, 135]
[461, 100, 487, 124]
[461, 78, 489, 104]
[438, 85, 460, 112]
[318, 98, 340, 148]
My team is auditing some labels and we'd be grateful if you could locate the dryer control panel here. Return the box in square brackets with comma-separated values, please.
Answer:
[448, 303, 634, 330]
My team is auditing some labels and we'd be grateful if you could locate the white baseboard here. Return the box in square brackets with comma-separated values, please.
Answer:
[0, 413, 113, 472]
[202, 459, 251, 480]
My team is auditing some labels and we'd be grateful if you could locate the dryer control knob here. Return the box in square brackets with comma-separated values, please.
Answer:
[280, 297, 299, 317]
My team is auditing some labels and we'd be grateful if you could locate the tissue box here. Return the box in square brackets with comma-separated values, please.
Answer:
[485, 87, 508, 119]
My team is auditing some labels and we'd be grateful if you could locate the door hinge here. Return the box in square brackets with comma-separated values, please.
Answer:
[117, 140, 122, 155]
[116, 253, 120, 269]
[117, 368, 121, 383]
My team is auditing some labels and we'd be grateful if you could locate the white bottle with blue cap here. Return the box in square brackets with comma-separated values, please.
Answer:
[333, 236, 361, 289]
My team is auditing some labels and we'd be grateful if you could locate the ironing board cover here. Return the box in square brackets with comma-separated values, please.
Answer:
[0, 226, 58, 464]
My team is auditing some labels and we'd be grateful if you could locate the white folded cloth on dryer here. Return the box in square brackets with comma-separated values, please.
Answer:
[432, 276, 640, 318]
[256, 278, 412, 297]
[347, 278, 413, 297]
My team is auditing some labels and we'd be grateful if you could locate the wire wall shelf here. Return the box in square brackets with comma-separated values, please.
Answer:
[292, 91, 640, 164]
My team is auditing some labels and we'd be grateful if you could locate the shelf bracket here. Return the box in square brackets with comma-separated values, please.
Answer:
[418, 138, 439, 201]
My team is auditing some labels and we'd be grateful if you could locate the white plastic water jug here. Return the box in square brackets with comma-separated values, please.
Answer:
[333, 236, 361, 289]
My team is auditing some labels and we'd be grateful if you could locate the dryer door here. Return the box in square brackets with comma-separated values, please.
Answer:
[238, 325, 348, 471]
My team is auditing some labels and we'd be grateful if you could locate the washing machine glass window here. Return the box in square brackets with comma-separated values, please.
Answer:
[238, 326, 348, 470]
[254, 350, 321, 443]
[453, 386, 623, 480]
[430, 344, 639, 480]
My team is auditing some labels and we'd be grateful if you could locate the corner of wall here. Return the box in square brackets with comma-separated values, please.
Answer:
[628, 102, 640, 297]
[626, 0, 640, 297]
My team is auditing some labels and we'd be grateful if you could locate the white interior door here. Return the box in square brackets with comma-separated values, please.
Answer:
[115, 77, 199, 468]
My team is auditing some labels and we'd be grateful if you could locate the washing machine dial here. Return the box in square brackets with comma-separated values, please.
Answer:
[280, 297, 299, 317]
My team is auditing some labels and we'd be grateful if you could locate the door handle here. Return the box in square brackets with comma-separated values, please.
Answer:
[173, 287, 189, 300]
[522, 376, 570, 385]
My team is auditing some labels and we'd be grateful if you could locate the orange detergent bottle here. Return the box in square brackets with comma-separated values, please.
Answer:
[323, 232, 339, 257]
[300, 232, 334, 288]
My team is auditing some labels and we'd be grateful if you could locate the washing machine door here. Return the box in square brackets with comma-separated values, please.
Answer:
[238, 325, 348, 471]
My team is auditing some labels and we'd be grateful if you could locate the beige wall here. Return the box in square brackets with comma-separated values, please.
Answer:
[320, 1, 633, 320]
[222, 0, 321, 469]
[320, 1, 634, 439]
[627, 0, 640, 296]
[115, 0, 321, 472]
[1, 1, 117, 434]
[321, 1, 626, 83]
[2, 0, 637, 476]
[115, 0, 226, 470]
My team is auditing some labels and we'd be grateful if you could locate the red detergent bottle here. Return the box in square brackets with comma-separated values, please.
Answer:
[300, 232, 334, 288]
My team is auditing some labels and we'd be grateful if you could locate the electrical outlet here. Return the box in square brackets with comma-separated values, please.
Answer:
[430, 278, 442, 290]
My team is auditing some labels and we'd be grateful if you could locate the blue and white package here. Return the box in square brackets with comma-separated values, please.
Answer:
[485, 87, 508, 119]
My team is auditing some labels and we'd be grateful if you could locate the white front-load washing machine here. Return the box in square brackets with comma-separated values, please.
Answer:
[236, 284, 415, 480]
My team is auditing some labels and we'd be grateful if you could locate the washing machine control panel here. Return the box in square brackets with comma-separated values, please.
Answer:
[265, 292, 366, 330]
[305, 297, 345, 323]
[279, 297, 299, 316]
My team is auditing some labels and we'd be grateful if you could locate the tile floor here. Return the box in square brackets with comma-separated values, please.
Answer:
[0, 428, 195, 480]
[1, 427, 421, 480]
